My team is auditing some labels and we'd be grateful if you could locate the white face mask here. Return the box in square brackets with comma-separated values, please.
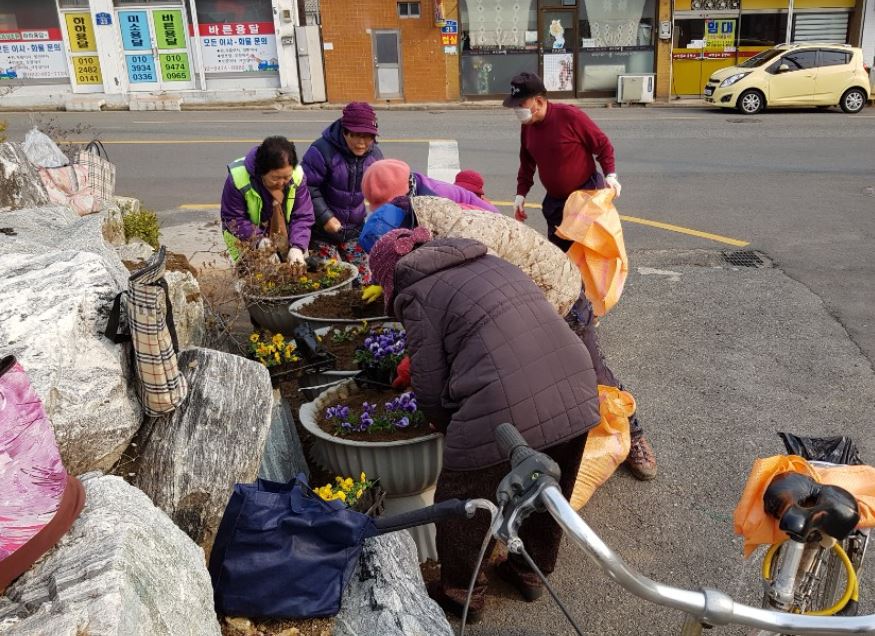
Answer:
[514, 107, 533, 124]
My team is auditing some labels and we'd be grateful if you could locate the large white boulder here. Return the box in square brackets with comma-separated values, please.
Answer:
[0, 250, 141, 474]
[0, 473, 221, 636]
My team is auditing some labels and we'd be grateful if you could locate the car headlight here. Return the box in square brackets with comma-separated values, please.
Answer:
[720, 73, 749, 88]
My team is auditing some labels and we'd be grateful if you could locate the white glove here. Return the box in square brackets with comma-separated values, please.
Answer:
[288, 247, 306, 266]
[605, 173, 622, 198]
[513, 195, 527, 222]
[256, 237, 274, 251]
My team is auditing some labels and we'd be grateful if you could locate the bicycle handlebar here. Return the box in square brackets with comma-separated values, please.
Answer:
[494, 423, 875, 635]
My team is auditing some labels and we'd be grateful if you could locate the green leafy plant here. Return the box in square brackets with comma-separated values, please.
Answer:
[123, 208, 160, 249]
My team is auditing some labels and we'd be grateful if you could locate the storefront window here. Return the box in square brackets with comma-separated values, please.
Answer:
[579, 0, 654, 48]
[579, 49, 653, 90]
[191, 0, 278, 75]
[460, 0, 538, 51]
[0, 0, 67, 83]
[578, 0, 654, 92]
[460, 51, 538, 94]
[738, 13, 787, 48]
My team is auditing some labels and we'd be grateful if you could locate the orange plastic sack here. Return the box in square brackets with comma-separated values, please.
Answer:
[569, 385, 634, 510]
[555, 189, 628, 317]
[733, 455, 875, 558]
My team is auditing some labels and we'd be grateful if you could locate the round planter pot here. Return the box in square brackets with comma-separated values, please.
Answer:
[241, 262, 358, 335]
[289, 288, 389, 329]
[298, 380, 442, 496]
[314, 321, 404, 375]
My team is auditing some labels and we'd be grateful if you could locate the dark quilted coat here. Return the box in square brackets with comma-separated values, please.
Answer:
[301, 119, 384, 244]
[393, 238, 601, 471]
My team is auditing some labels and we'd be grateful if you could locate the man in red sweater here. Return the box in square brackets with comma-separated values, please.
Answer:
[504, 72, 657, 481]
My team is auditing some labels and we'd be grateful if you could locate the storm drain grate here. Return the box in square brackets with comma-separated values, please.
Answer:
[723, 250, 764, 268]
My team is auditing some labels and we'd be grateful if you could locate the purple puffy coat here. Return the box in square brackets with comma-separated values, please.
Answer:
[301, 120, 384, 244]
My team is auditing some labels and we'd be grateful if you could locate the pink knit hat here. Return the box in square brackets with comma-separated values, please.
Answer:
[363, 159, 411, 209]
[368, 227, 432, 314]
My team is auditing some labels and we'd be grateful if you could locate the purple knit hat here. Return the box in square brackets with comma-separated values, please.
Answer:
[368, 227, 432, 314]
[341, 102, 379, 136]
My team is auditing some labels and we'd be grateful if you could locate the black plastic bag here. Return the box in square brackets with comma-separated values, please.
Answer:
[779, 432, 862, 466]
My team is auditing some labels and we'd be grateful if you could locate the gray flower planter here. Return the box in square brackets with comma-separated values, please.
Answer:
[241, 262, 358, 335]
[299, 379, 442, 561]
[289, 288, 389, 329]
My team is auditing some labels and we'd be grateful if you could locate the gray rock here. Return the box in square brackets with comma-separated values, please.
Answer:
[135, 348, 273, 551]
[0, 205, 129, 289]
[0, 473, 220, 636]
[102, 204, 127, 247]
[258, 388, 310, 483]
[165, 269, 206, 350]
[114, 195, 141, 216]
[116, 236, 156, 262]
[334, 532, 453, 636]
[0, 142, 49, 212]
[0, 250, 141, 475]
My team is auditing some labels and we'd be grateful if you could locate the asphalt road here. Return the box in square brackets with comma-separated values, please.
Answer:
[4, 106, 873, 363]
[3, 106, 875, 635]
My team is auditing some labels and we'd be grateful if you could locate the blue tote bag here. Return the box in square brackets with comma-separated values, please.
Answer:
[208, 473, 378, 618]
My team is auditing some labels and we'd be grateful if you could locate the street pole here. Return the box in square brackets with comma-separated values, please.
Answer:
[786, 0, 795, 43]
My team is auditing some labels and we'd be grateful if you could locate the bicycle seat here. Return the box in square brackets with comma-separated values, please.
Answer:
[763, 471, 860, 543]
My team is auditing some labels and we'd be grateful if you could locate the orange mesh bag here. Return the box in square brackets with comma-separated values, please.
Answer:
[734, 455, 875, 557]
[555, 189, 629, 317]
[569, 385, 634, 510]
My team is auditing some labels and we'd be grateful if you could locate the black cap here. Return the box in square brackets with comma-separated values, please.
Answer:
[502, 72, 547, 107]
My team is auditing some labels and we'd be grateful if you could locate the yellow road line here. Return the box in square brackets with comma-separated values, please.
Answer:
[489, 200, 749, 247]
[184, 200, 748, 246]
[62, 138, 446, 145]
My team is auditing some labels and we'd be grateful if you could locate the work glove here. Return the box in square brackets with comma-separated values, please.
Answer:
[605, 173, 622, 198]
[361, 285, 383, 304]
[513, 195, 527, 222]
[391, 356, 411, 390]
[323, 217, 343, 234]
[288, 247, 306, 266]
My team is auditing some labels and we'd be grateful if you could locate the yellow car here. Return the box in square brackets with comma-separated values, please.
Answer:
[704, 43, 871, 114]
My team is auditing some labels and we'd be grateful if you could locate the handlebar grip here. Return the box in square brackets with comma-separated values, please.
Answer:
[373, 498, 469, 534]
[495, 423, 539, 468]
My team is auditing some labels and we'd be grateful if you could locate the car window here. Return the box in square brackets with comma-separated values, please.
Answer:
[769, 50, 817, 73]
[819, 49, 851, 67]
[739, 48, 784, 68]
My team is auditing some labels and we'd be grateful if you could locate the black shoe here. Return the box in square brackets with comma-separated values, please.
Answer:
[426, 580, 484, 624]
[495, 560, 544, 602]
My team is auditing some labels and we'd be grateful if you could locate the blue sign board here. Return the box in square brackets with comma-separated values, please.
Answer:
[95, 12, 112, 26]
[119, 11, 151, 51]
[441, 19, 458, 34]
[126, 53, 157, 83]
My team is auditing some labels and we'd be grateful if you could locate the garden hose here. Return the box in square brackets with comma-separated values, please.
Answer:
[762, 540, 858, 615]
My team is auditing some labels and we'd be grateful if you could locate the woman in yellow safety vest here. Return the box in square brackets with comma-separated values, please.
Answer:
[220, 136, 315, 268]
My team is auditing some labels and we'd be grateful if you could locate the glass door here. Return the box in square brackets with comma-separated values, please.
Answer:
[117, 6, 194, 91]
[540, 8, 577, 97]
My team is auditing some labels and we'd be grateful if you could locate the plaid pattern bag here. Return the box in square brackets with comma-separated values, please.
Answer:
[105, 247, 188, 417]
[74, 140, 116, 208]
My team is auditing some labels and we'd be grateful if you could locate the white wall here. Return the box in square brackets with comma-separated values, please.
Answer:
[862, 0, 875, 68]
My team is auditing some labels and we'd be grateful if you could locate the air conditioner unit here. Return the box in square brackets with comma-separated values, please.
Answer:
[617, 74, 655, 104]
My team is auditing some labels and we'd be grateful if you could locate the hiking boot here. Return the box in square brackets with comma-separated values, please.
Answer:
[426, 580, 484, 624]
[495, 559, 544, 602]
[626, 435, 657, 481]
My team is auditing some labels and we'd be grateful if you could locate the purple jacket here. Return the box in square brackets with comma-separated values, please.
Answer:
[413, 173, 499, 213]
[301, 120, 384, 244]
[220, 146, 315, 251]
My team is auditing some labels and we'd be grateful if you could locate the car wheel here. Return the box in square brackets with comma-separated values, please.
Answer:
[840, 88, 866, 114]
[737, 90, 764, 115]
